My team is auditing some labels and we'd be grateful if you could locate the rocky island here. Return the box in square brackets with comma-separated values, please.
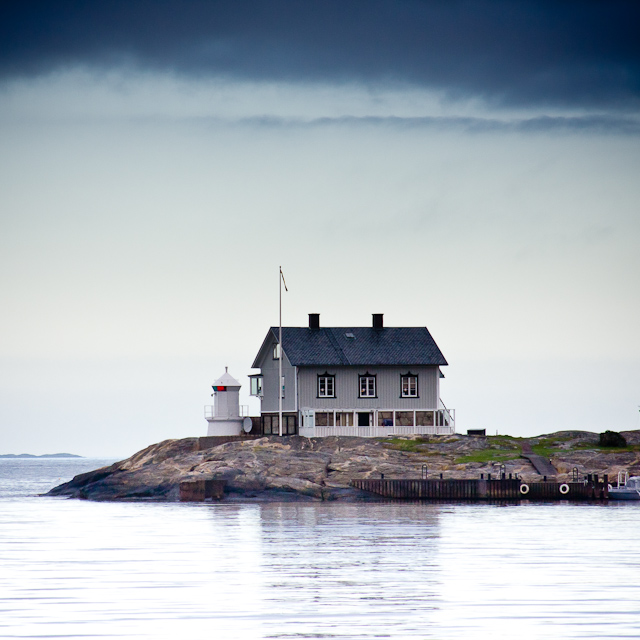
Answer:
[46, 430, 640, 502]
[1, 453, 82, 458]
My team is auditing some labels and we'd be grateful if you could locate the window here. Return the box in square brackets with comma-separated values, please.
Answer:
[272, 343, 281, 359]
[317, 373, 335, 398]
[395, 411, 414, 426]
[315, 412, 334, 427]
[401, 374, 418, 398]
[262, 414, 297, 435]
[250, 376, 263, 397]
[359, 374, 376, 398]
[336, 412, 353, 427]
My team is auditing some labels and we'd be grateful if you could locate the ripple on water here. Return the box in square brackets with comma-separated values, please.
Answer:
[1, 460, 640, 639]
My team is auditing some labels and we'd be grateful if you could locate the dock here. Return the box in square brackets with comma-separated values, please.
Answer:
[350, 476, 609, 501]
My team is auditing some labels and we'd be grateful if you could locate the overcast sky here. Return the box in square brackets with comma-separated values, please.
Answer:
[1, 1, 639, 457]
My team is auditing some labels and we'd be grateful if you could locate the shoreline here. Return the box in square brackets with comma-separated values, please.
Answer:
[46, 430, 640, 503]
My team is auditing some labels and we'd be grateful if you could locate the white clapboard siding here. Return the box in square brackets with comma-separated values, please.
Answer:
[297, 365, 439, 410]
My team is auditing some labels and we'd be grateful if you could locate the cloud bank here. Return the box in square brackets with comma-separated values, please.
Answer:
[1, 0, 639, 110]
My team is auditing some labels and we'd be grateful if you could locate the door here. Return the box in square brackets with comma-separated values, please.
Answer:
[357, 412, 371, 427]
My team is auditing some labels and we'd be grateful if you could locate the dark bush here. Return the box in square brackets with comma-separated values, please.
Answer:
[599, 431, 627, 448]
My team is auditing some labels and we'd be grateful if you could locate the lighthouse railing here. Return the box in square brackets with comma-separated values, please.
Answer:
[204, 404, 250, 419]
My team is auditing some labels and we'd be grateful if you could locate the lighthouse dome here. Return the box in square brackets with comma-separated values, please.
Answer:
[212, 367, 241, 389]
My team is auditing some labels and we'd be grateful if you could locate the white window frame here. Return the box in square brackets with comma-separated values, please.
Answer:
[318, 375, 335, 398]
[273, 343, 281, 360]
[250, 376, 264, 397]
[401, 375, 418, 398]
[359, 375, 376, 398]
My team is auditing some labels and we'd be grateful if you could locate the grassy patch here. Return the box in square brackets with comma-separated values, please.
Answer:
[532, 443, 640, 457]
[528, 433, 640, 458]
[381, 438, 430, 453]
[484, 436, 523, 450]
[530, 446, 557, 458]
[455, 450, 521, 464]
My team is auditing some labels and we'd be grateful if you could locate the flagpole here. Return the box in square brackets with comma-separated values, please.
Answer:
[278, 266, 283, 437]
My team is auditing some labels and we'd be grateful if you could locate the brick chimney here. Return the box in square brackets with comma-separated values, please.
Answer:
[309, 313, 320, 329]
[372, 314, 383, 329]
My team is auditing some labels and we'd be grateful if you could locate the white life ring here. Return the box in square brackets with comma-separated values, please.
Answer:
[559, 483, 570, 495]
[608, 484, 613, 492]
[519, 483, 530, 495]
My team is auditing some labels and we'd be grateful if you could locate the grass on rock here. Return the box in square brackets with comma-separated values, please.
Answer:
[454, 450, 521, 464]
[381, 438, 431, 453]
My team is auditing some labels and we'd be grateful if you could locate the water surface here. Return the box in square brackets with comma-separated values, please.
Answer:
[1, 458, 639, 639]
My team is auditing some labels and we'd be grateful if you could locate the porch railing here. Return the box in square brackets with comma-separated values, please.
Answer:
[300, 424, 455, 438]
[299, 406, 455, 438]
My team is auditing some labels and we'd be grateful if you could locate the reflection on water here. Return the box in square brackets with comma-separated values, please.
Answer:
[1, 459, 639, 639]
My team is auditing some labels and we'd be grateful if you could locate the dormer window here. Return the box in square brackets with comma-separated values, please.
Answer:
[317, 373, 335, 398]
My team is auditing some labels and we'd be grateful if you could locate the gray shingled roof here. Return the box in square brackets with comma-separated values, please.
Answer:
[254, 327, 447, 367]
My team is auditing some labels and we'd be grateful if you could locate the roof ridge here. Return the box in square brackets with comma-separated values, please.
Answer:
[325, 328, 351, 365]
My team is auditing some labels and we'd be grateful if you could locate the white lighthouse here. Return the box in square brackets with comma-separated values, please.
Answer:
[205, 368, 245, 436]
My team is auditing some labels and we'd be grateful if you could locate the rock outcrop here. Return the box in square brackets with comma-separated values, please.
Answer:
[46, 431, 640, 502]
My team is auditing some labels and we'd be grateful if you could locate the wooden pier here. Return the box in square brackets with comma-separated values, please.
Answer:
[350, 477, 609, 501]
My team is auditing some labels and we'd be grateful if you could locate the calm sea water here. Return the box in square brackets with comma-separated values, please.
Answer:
[1, 458, 639, 640]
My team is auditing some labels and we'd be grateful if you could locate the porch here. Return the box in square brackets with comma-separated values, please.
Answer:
[298, 405, 455, 438]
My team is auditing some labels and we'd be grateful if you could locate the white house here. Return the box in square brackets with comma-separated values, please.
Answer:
[249, 313, 455, 437]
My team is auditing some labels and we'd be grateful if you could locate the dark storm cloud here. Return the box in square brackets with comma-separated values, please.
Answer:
[1, 0, 639, 110]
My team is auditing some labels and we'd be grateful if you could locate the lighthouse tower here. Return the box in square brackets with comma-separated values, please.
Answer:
[205, 368, 244, 436]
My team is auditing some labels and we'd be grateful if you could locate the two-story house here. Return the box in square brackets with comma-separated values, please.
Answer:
[249, 313, 455, 437]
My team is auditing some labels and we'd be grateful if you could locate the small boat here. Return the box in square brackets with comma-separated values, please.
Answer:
[608, 472, 640, 500]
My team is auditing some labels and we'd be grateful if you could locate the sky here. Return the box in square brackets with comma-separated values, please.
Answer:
[1, 1, 639, 457]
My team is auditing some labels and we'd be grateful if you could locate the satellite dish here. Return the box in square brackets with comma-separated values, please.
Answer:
[242, 417, 252, 433]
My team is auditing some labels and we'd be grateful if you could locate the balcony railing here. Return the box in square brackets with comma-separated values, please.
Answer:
[204, 405, 250, 419]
